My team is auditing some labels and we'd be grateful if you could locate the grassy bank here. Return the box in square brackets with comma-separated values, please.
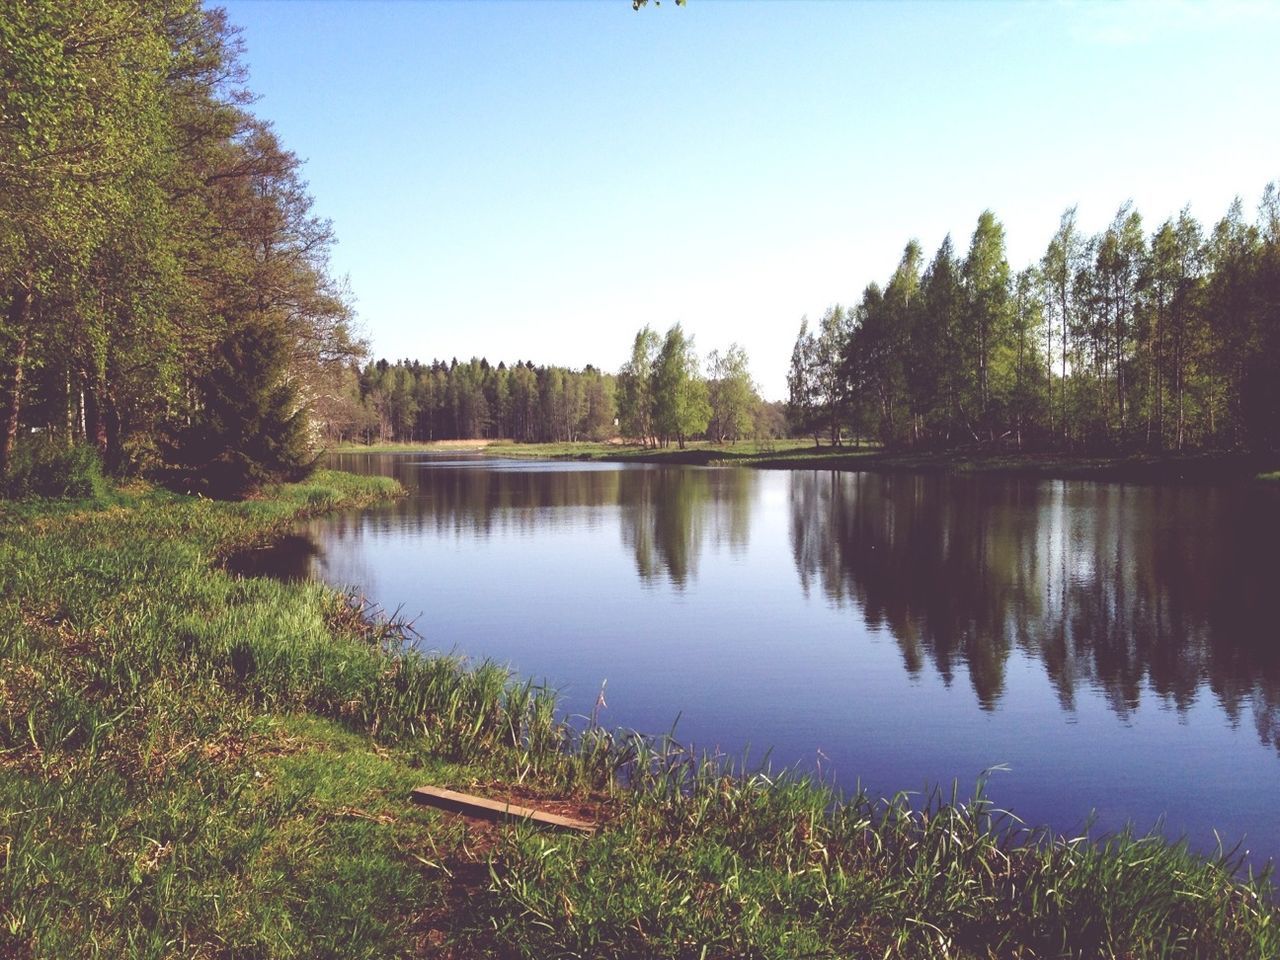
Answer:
[2, 475, 1277, 958]
[335, 439, 1280, 483]
[328, 438, 821, 460]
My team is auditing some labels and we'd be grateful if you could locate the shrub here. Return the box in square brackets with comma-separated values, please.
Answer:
[2, 438, 105, 500]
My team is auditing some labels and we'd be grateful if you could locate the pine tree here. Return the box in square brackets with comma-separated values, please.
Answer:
[167, 317, 317, 498]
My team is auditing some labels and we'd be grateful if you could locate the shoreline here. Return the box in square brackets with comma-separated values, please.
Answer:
[332, 439, 1280, 483]
[5, 471, 1276, 956]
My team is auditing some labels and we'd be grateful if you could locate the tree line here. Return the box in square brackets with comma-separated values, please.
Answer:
[789, 194, 1280, 453]
[1, 1, 356, 496]
[324, 357, 617, 445]
[327, 325, 782, 448]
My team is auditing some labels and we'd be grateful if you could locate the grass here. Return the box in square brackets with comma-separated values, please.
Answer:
[2, 472, 1277, 957]
[328, 438, 825, 460]
[332, 438, 1280, 482]
[330, 439, 497, 454]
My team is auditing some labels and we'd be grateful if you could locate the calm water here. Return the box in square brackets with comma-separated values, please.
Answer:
[242, 453, 1280, 864]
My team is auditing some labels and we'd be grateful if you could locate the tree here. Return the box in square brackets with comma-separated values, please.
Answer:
[706, 344, 756, 443]
[1005, 267, 1047, 446]
[166, 315, 316, 498]
[618, 325, 660, 445]
[1041, 207, 1083, 441]
[1, 3, 363, 492]
[652, 324, 709, 448]
[912, 236, 962, 442]
[961, 211, 1011, 441]
[846, 284, 901, 444]
[786, 318, 819, 442]
[1, 0, 173, 478]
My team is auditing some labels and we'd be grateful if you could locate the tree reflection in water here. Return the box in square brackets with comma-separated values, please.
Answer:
[788, 471, 1280, 748]
[293, 455, 1280, 753]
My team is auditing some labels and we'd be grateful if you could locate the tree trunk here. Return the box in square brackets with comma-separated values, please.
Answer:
[1060, 295, 1069, 444]
[1175, 313, 1186, 450]
[0, 285, 32, 479]
[82, 369, 109, 457]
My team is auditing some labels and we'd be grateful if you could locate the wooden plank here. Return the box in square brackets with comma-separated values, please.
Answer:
[410, 786, 597, 834]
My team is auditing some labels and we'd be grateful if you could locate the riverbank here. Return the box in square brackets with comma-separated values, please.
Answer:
[2, 474, 1277, 957]
[336, 439, 1280, 483]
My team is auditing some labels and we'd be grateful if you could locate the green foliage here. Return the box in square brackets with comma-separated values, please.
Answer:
[786, 317, 819, 439]
[0, 437, 103, 500]
[706, 343, 757, 443]
[333, 356, 618, 445]
[1, 2, 358, 490]
[166, 318, 317, 498]
[618, 325, 660, 444]
[791, 190, 1280, 454]
[652, 323, 711, 448]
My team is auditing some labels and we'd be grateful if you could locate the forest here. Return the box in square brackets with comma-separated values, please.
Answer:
[790, 200, 1280, 452]
[1, 2, 356, 496]
[331, 192, 1280, 457]
[327, 327, 776, 449]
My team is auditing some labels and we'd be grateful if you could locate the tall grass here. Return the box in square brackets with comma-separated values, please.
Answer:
[0, 472, 556, 957]
[480, 748, 1278, 959]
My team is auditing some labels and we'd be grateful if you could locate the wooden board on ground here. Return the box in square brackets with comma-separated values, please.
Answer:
[411, 786, 597, 834]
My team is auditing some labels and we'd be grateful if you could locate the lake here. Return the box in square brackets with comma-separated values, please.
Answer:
[240, 453, 1280, 866]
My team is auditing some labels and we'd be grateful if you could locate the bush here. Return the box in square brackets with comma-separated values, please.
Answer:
[2, 438, 105, 500]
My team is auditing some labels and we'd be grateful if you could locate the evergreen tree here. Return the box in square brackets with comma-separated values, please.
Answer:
[166, 317, 316, 498]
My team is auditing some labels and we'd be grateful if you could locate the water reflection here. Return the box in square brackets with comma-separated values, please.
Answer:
[276, 456, 1280, 753]
[224, 533, 319, 582]
[335, 456, 622, 538]
[242, 455, 1280, 860]
[327, 454, 755, 588]
[788, 471, 1280, 747]
[618, 468, 753, 588]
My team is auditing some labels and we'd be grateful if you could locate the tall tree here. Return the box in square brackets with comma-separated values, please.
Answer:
[786, 317, 819, 443]
[706, 343, 756, 443]
[652, 324, 709, 448]
[961, 211, 1011, 441]
[913, 236, 962, 442]
[1041, 207, 1084, 442]
[1006, 267, 1047, 446]
[813, 304, 852, 445]
[618, 325, 660, 445]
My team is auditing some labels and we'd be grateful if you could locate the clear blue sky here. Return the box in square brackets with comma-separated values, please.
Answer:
[221, 0, 1279, 400]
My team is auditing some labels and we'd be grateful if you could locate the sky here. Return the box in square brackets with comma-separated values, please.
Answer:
[220, 0, 1280, 400]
